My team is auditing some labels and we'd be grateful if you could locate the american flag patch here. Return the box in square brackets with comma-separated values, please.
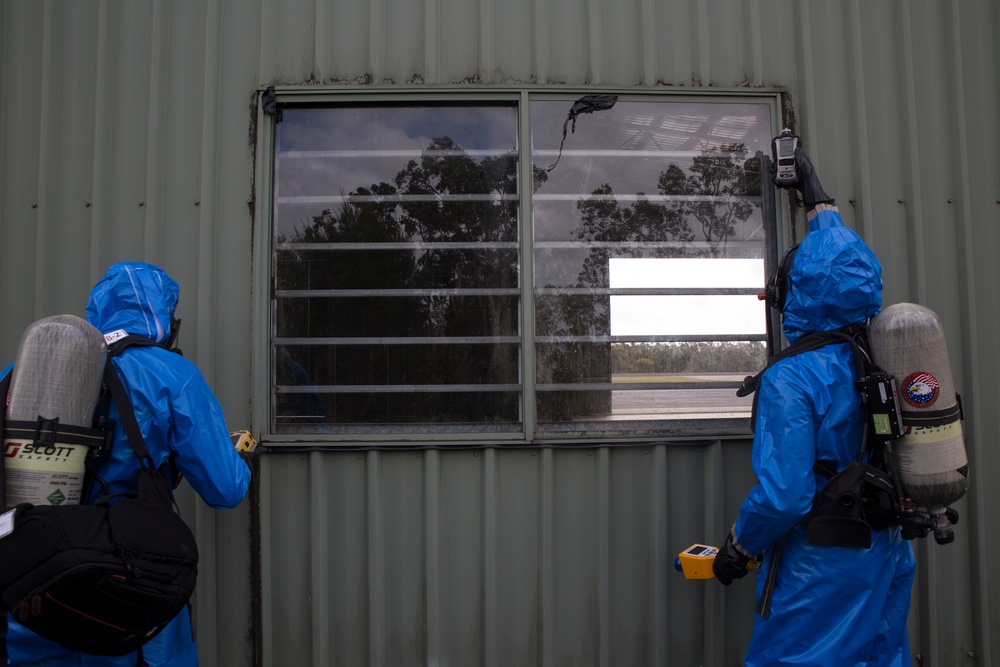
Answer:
[902, 371, 940, 408]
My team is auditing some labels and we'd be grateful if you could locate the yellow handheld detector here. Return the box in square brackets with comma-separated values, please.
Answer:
[230, 430, 258, 453]
[675, 544, 719, 579]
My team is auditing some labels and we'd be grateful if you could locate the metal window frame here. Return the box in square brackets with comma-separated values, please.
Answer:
[253, 87, 787, 447]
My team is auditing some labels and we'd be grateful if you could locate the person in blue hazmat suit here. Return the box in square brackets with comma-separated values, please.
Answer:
[2, 261, 252, 666]
[712, 186, 916, 661]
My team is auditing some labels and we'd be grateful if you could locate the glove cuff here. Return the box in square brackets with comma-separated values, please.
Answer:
[727, 526, 754, 561]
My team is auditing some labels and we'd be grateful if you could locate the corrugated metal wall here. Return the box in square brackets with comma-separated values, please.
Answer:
[1, 1, 997, 665]
[259, 443, 761, 666]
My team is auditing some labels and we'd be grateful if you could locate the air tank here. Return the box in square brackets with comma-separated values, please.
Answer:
[3, 315, 107, 508]
[868, 303, 968, 509]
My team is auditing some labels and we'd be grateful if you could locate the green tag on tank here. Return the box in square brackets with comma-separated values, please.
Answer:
[872, 413, 892, 436]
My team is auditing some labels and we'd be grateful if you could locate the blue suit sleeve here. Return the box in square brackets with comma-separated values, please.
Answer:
[734, 361, 819, 554]
[168, 371, 251, 510]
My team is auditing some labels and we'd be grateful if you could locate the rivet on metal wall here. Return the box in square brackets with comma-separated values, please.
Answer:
[138, 201, 145, 207]
[897, 198, 905, 204]
[85, 202, 91, 207]
[947, 198, 953, 204]
[848, 197, 856, 205]
[31, 203, 37, 208]
[194, 200, 200, 206]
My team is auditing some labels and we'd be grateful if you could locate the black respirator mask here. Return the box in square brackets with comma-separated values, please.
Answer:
[761, 244, 800, 313]
[163, 315, 182, 352]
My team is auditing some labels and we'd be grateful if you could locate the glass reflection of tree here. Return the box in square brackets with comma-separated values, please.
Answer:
[276, 179, 417, 425]
[657, 143, 757, 251]
[278, 136, 537, 425]
[394, 136, 519, 353]
[536, 143, 758, 421]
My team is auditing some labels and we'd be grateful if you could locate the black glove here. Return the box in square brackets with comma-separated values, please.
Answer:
[713, 529, 753, 586]
[793, 147, 834, 208]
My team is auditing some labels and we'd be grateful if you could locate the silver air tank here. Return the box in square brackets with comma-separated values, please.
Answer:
[4, 315, 107, 507]
[868, 303, 969, 512]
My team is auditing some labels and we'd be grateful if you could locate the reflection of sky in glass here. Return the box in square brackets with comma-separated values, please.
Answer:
[531, 100, 770, 254]
[533, 102, 765, 197]
[609, 258, 766, 335]
[279, 105, 518, 152]
[531, 100, 768, 153]
[275, 105, 519, 239]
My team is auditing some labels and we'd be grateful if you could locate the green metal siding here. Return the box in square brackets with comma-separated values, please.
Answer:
[1, 1, 998, 665]
[258, 443, 761, 666]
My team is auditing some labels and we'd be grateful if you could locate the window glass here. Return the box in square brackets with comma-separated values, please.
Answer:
[269, 96, 775, 440]
[530, 100, 770, 433]
[272, 104, 521, 434]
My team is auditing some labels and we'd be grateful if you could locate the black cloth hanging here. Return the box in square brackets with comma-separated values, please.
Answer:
[546, 95, 618, 172]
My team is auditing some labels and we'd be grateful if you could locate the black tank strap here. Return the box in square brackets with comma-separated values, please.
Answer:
[738, 324, 872, 432]
[901, 402, 963, 427]
[3, 419, 107, 449]
[102, 333, 184, 489]
[813, 457, 895, 495]
[737, 329, 857, 397]
[102, 362, 154, 465]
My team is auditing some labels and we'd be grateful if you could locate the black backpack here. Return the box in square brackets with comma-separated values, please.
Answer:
[0, 355, 198, 661]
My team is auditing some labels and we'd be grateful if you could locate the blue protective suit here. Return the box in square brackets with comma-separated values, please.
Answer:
[734, 210, 916, 666]
[4, 262, 251, 667]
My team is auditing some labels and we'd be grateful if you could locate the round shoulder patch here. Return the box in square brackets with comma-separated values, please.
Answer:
[901, 371, 940, 408]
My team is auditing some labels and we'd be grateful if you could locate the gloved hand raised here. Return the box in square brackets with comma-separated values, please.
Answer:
[712, 529, 753, 586]
[793, 147, 834, 208]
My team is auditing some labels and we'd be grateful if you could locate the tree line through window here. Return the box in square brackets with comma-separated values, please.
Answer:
[271, 99, 773, 438]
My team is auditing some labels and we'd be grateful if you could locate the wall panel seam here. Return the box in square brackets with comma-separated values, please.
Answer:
[948, 2, 990, 664]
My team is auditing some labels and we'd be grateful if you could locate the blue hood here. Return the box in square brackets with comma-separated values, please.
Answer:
[85, 262, 179, 343]
[781, 210, 883, 342]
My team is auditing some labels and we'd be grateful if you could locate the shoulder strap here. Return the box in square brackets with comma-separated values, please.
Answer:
[103, 335, 185, 489]
[738, 325, 869, 397]
[102, 361, 154, 468]
[102, 360, 177, 509]
[738, 324, 873, 433]
[106, 333, 181, 358]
